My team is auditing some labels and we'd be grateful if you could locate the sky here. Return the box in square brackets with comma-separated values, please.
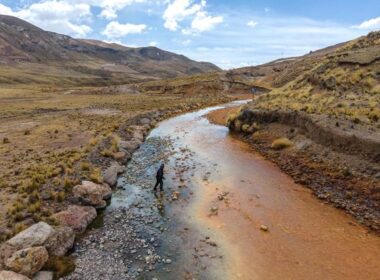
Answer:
[0, 0, 379, 69]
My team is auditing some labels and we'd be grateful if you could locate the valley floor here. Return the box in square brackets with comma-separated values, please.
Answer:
[0, 85, 231, 241]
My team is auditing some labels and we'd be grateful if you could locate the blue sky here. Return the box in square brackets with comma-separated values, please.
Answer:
[0, 0, 379, 69]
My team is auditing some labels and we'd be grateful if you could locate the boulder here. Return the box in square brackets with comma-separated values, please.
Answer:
[112, 151, 129, 163]
[32, 271, 53, 280]
[45, 227, 75, 257]
[0, 223, 54, 262]
[73, 181, 112, 209]
[102, 162, 125, 187]
[52, 205, 97, 234]
[118, 140, 141, 151]
[0, 271, 31, 280]
[4, 222, 53, 250]
[5, 247, 48, 278]
[139, 118, 151, 125]
[131, 129, 144, 142]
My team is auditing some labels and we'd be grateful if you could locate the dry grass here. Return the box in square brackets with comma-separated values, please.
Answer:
[271, 138, 293, 150]
[0, 83, 230, 239]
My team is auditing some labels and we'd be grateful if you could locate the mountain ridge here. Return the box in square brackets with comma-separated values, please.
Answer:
[0, 14, 220, 86]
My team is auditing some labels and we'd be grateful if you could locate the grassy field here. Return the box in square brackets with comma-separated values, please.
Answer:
[0, 84, 230, 240]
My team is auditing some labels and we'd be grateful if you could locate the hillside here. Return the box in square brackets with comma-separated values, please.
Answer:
[0, 15, 220, 87]
[248, 31, 380, 125]
[223, 31, 380, 232]
[145, 31, 379, 125]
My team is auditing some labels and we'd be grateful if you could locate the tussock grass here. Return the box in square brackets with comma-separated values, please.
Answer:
[271, 138, 293, 150]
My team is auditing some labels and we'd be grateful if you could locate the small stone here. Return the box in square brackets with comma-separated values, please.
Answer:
[260, 225, 269, 232]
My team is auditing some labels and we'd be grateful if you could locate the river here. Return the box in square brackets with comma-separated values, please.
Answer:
[68, 100, 380, 280]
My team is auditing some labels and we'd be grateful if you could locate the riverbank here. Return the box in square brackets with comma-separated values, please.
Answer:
[212, 107, 380, 233]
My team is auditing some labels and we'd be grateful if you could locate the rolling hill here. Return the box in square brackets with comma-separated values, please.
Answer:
[0, 15, 220, 87]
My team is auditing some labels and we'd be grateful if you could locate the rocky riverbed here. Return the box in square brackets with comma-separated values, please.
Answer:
[64, 135, 222, 280]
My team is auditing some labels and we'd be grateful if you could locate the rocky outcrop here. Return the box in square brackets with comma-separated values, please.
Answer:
[0, 270, 31, 280]
[229, 108, 380, 162]
[52, 205, 97, 234]
[102, 162, 125, 187]
[73, 181, 112, 209]
[4, 247, 48, 277]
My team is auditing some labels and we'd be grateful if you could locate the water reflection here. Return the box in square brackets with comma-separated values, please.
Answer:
[154, 191, 166, 216]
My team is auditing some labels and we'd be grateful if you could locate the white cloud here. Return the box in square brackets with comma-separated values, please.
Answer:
[0, 1, 92, 37]
[0, 4, 13, 15]
[0, 0, 151, 37]
[352, 17, 380, 30]
[247, 20, 258, 28]
[102, 21, 147, 38]
[149, 41, 158, 46]
[163, 0, 222, 34]
[185, 11, 223, 34]
[163, 0, 204, 31]
[95, 0, 147, 20]
[64, 0, 148, 20]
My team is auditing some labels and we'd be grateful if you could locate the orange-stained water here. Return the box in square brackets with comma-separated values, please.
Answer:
[150, 101, 380, 280]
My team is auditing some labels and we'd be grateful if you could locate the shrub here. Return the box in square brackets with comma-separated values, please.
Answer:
[241, 124, 250, 133]
[271, 138, 293, 150]
[234, 119, 242, 132]
[89, 168, 103, 183]
[101, 149, 113, 157]
[56, 192, 65, 202]
[80, 162, 90, 171]
[3, 137, 10, 144]
[63, 177, 75, 191]
[14, 223, 27, 234]
[28, 201, 41, 213]
[88, 137, 98, 147]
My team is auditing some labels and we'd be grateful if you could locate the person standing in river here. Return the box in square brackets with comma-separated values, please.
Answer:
[154, 163, 165, 192]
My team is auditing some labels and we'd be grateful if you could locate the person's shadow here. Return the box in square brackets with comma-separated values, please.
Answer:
[154, 191, 166, 216]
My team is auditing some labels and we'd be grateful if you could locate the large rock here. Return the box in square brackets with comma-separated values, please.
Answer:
[5, 247, 48, 278]
[0, 223, 54, 262]
[0, 271, 31, 280]
[112, 151, 129, 163]
[102, 162, 125, 187]
[118, 140, 141, 151]
[132, 129, 144, 142]
[45, 227, 75, 257]
[4, 222, 53, 250]
[52, 205, 97, 234]
[139, 118, 151, 125]
[73, 181, 112, 209]
[32, 271, 53, 280]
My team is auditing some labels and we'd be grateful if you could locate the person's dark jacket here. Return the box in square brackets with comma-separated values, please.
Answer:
[156, 164, 165, 181]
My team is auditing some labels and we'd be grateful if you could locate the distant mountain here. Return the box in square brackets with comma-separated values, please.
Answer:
[0, 15, 220, 86]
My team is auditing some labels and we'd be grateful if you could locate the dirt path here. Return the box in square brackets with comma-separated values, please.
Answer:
[67, 101, 380, 280]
